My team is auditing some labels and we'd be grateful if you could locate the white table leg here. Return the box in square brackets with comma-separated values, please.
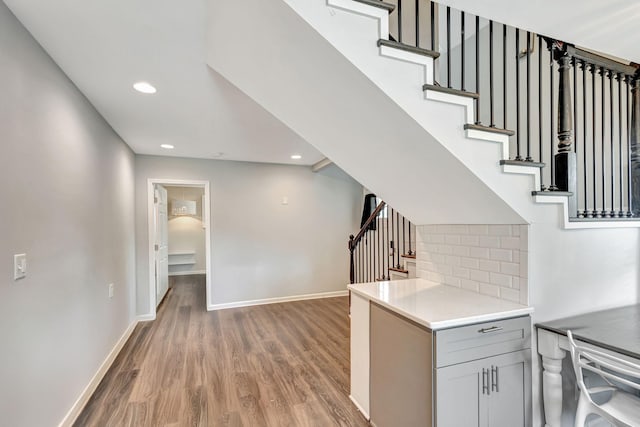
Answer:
[537, 329, 567, 427]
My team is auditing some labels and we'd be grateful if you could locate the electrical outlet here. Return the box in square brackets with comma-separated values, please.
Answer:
[108, 283, 114, 299]
[14, 254, 27, 280]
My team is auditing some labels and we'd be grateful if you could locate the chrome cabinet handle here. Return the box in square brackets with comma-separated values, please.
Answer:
[491, 366, 499, 392]
[482, 368, 490, 395]
[478, 326, 504, 334]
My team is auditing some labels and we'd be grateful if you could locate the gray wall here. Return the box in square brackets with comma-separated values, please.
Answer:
[135, 155, 363, 314]
[0, 3, 136, 426]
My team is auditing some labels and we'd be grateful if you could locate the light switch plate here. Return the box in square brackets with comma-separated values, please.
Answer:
[14, 254, 27, 280]
[108, 283, 114, 299]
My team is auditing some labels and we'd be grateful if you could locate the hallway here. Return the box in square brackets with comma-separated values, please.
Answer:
[74, 277, 367, 426]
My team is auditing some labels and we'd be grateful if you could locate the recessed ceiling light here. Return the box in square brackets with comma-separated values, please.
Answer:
[133, 81, 157, 94]
[160, 144, 174, 149]
[291, 154, 302, 160]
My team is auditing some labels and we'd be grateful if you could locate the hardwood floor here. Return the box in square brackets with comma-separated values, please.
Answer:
[74, 276, 368, 427]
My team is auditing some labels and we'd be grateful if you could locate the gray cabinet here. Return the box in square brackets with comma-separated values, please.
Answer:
[366, 303, 531, 427]
[435, 349, 530, 427]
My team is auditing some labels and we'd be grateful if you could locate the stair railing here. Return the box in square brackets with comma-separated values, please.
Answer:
[379, 0, 640, 219]
[349, 201, 415, 284]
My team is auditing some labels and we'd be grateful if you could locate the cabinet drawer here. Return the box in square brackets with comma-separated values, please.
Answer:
[434, 316, 531, 367]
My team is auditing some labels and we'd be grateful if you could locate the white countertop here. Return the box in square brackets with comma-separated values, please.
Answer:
[348, 278, 533, 330]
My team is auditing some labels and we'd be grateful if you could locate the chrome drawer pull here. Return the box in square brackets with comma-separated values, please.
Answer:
[478, 326, 504, 334]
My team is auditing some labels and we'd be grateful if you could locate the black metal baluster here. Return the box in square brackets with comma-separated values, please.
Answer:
[515, 29, 522, 160]
[390, 207, 395, 269]
[610, 70, 615, 216]
[378, 213, 382, 278]
[402, 216, 406, 255]
[396, 210, 400, 267]
[618, 74, 624, 217]
[415, 0, 419, 47]
[549, 42, 557, 190]
[359, 244, 362, 282]
[591, 64, 597, 216]
[582, 60, 588, 216]
[355, 243, 358, 283]
[386, 206, 389, 278]
[475, 15, 481, 124]
[365, 236, 368, 282]
[572, 57, 580, 214]
[369, 233, 372, 281]
[573, 57, 580, 214]
[539, 36, 545, 189]
[376, 223, 379, 279]
[447, 6, 451, 88]
[601, 67, 606, 217]
[525, 32, 531, 160]
[490, 21, 495, 127]
[408, 222, 412, 255]
[430, 1, 435, 51]
[461, 11, 465, 91]
[398, 0, 403, 44]
[627, 76, 633, 216]
[503, 24, 507, 130]
[363, 238, 365, 282]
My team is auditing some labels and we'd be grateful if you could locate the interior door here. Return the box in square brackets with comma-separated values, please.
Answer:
[154, 184, 169, 306]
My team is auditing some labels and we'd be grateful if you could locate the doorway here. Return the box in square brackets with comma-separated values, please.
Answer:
[147, 179, 211, 317]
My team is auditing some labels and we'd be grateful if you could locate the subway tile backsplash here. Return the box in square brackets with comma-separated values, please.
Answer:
[416, 224, 528, 305]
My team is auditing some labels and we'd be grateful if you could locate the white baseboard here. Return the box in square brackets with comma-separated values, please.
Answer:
[207, 290, 349, 311]
[168, 270, 206, 277]
[137, 313, 156, 322]
[349, 395, 370, 421]
[58, 320, 138, 427]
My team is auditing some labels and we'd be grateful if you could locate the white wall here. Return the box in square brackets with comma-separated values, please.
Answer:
[135, 155, 363, 314]
[527, 219, 640, 426]
[166, 186, 206, 275]
[0, 3, 136, 426]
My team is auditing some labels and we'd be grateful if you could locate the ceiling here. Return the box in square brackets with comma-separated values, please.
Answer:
[4, 0, 639, 167]
[3, 0, 325, 165]
[438, 0, 640, 64]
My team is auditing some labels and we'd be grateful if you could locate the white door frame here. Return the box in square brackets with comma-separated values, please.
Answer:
[147, 178, 211, 318]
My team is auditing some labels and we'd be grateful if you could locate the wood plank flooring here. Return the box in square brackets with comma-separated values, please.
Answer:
[74, 276, 368, 427]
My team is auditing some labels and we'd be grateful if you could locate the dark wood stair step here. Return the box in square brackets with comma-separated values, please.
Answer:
[570, 215, 635, 222]
[400, 254, 416, 259]
[500, 159, 546, 168]
[389, 267, 409, 274]
[377, 39, 440, 59]
[464, 123, 515, 137]
[423, 84, 479, 99]
[531, 190, 573, 197]
[353, 0, 395, 12]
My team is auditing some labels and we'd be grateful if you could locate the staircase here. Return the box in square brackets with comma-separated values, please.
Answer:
[349, 199, 417, 284]
[207, 0, 640, 229]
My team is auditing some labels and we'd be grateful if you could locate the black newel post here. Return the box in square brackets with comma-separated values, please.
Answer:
[554, 41, 578, 216]
[349, 235, 355, 284]
[630, 74, 640, 216]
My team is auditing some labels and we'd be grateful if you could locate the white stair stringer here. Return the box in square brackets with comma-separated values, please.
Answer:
[290, 0, 640, 229]
[207, 0, 526, 225]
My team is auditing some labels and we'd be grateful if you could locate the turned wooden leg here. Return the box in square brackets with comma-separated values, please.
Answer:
[542, 355, 565, 427]
[538, 329, 567, 427]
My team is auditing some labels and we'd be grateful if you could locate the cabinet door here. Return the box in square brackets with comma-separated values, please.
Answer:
[435, 357, 488, 427]
[487, 350, 531, 427]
